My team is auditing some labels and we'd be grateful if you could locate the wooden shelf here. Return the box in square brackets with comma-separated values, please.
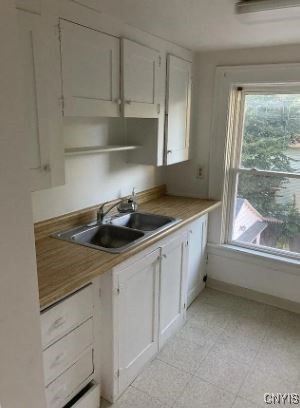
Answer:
[64, 145, 141, 156]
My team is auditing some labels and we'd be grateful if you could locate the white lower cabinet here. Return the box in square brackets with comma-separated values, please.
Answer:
[159, 232, 189, 347]
[45, 349, 94, 408]
[100, 230, 189, 402]
[117, 249, 160, 394]
[41, 285, 99, 408]
[186, 215, 208, 307]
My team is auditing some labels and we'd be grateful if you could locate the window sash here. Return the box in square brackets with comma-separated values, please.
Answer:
[226, 88, 300, 260]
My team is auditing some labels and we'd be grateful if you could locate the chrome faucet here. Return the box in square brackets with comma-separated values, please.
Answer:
[97, 200, 123, 223]
[97, 189, 139, 223]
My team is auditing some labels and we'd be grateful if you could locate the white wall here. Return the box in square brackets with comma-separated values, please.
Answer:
[165, 44, 300, 302]
[32, 118, 164, 222]
[0, 1, 46, 407]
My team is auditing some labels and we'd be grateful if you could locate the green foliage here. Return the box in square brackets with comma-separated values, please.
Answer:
[237, 94, 300, 252]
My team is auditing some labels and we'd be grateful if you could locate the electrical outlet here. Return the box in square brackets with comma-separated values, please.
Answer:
[196, 165, 205, 179]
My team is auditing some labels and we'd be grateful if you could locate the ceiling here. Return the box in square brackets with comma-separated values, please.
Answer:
[90, 0, 300, 51]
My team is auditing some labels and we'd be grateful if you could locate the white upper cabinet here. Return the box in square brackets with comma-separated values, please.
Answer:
[17, 10, 64, 191]
[60, 20, 121, 117]
[165, 55, 192, 165]
[122, 39, 161, 118]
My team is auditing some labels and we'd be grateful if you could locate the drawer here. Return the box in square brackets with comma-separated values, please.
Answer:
[41, 285, 93, 349]
[45, 348, 94, 408]
[43, 319, 93, 386]
[65, 382, 100, 408]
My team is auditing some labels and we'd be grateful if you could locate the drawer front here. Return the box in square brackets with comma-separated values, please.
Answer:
[45, 349, 94, 408]
[41, 285, 93, 348]
[70, 383, 100, 408]
[44, 319, 93, 386]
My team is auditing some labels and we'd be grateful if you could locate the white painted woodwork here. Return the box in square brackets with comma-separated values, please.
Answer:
[187, 215, 208, 307]
[45, 348, 94, 408]
[41, 285, 93, 349]
[116, 249, 160, 394]
[0, 2, 46, 407]
[43, 318, 93, 386]
[64, 145, 141, 156]
[16, 0, 41, 14]
[165, 55, 191, 165]
[159, 232, 188, 347]
[60, 20, 120, 117]
[122, 39, 161, 118]
[17, 10, 52, 190]
[70, 382, 100, 408]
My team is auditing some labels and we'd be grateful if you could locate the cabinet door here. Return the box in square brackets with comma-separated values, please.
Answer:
[60, 20, 120, 117]
[17, 10, 51, 190]
[117, 249, 160, 394]
[187, 215, 208, 307]
[122, 39, 161, 118]
[165, 55, 192, 165]
[159, 233, 188, 347]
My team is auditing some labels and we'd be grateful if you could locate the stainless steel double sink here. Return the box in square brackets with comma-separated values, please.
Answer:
[52, 212, 181, 253]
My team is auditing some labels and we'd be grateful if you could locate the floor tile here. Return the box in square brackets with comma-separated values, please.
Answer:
[100, 386, 166, 408]
[232, 396, 261, 408]
[132, 359, 191, 405]
[177, 317, 223, 347]
[157, 335, 211, 374]
[195, 348, 250, 394]
[211, 334, 259, 365]
[187, 302, 233, 330]
[173, 376, 235, 408]
[239, 367, 298, 407]
[254, 345, 300, 384]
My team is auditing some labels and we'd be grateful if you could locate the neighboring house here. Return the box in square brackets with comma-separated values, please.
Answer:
[233, 198, 269, 245]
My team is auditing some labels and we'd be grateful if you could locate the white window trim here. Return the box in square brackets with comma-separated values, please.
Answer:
[208, 63, 300, 263]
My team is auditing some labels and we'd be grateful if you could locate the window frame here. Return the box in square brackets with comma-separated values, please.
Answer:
[225, 86, 300, 260]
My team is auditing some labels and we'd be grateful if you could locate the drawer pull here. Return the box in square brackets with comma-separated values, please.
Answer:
[50, 352, 65, 369]
[49, 317, 65, 332]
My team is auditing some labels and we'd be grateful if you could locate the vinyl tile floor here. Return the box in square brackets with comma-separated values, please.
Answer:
[101, 288, 300, 408]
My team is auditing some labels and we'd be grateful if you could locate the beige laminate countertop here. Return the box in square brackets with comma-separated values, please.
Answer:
[36, 195, 221, 309]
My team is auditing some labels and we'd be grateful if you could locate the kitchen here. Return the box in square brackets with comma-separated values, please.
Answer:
[1, 1, 300, 408]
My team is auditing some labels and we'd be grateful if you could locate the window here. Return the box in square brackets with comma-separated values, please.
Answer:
[227, 89, 300, 258]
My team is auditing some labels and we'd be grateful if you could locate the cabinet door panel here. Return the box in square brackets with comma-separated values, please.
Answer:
[122, 39, 160, 118]
[187, 215, 208, 307]
[165, 55, 191, 165]
[17, 10, 51, 190]
[117, 249, 160, 394]
[60, 20, 120, 117]
[159, 233, 188, 347]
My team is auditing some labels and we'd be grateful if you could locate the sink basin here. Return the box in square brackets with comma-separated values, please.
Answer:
[53, 224, 144, 253]
[52, 212, 181, 253]
[111, 212, 177, 231]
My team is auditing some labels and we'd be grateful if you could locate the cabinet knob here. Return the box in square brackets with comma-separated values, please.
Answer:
[125, 100, 131, 105]
[115, 98, 122, 105]
[167, 150, 172, 155]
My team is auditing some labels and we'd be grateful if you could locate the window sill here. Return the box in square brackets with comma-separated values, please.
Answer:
[207, 243, 300, 277]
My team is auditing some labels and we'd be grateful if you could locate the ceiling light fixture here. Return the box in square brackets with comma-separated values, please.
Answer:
[236, 0, 300, 22]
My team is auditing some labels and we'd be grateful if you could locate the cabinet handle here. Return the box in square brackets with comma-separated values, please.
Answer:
[162, 254, 167, 259]
[115, 98, 122, 105]
[50, 352, 65, 368]
[49, 317, 65, 332]
[125, 100, 131, 105]
[167, 150, 172, 155]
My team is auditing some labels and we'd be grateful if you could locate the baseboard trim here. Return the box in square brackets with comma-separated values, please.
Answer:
[207, 278, 300, 314]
